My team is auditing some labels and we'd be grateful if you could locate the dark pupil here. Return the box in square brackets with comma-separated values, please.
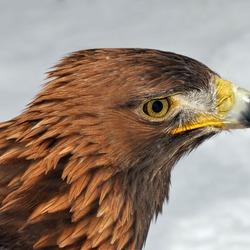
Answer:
[152, 101, 163, 113]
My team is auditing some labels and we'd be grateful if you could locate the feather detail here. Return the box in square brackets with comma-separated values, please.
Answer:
[69, 174, 91, 201]
[28, 193, 70, 221]
[71, 201, 96, 223]
[33, 234, 57, 249]
[71, 219, 89, 239]
[91, 225, 112, 248]
[57, 226, 76, 248]
[0, 147, 24, 164]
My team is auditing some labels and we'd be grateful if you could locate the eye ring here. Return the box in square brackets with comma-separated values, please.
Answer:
[143, 98, 170, 118]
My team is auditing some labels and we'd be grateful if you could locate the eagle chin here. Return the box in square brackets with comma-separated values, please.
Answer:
[0, 48, 249, 250]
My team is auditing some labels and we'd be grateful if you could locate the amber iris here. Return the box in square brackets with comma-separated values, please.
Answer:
[143, 98, 170, 118]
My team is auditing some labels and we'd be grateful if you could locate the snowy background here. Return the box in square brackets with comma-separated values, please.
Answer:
[1, 1, 250, 249]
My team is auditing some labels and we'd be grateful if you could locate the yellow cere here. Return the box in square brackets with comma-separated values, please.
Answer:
[172, 77, 236, 134]
[214, 76, 236, 116]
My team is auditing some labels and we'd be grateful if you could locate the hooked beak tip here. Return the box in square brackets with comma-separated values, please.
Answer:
[224, 86, 250, 129]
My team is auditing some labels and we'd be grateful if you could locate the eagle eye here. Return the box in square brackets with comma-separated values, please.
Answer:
[143, 98, 170, 118]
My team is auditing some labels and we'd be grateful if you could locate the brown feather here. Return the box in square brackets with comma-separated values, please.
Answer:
[0, 48, 220, 249]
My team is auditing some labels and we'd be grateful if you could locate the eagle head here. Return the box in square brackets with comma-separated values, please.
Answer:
[0, 49, 249, 250]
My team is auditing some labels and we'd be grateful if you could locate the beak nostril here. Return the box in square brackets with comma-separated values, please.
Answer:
[218, 96, 234, 113]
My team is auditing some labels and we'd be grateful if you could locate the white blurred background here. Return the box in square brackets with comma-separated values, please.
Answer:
[1, 1, 250, 249]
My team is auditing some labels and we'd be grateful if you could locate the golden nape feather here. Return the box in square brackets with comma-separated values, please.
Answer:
[0, 48, 250, 250]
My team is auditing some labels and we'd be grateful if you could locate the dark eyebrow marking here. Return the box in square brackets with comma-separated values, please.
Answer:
[116, 90, 180, 111]
[117, 99, 142, 110]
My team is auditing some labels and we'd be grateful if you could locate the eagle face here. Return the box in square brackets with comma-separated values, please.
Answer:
[0, 48, 250, 250]
[89, 50, 245, 176]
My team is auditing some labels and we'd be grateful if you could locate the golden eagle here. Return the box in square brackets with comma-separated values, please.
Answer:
[0, 49, 249, 250]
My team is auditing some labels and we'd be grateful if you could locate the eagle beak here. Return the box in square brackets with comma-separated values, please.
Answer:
[222, 85, 250, 129]
[172, 77, 250, 134]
